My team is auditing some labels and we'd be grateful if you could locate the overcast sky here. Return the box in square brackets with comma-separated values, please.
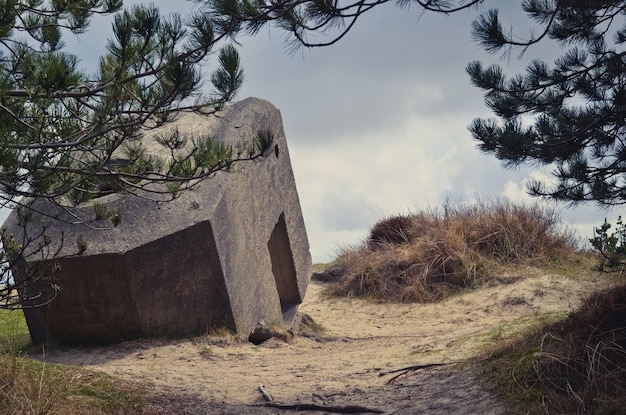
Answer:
[3, 1, 620, 263]
[230, 2, 620, 262]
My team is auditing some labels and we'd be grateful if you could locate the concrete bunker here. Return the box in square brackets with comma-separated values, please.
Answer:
[5, 97, 312, 345]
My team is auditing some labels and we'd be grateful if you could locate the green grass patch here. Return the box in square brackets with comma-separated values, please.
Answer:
[0, 308, 31, 352]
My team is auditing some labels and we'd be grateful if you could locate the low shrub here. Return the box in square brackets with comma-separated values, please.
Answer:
[328, 198, 579, 302]
[590, 216, 626, 272]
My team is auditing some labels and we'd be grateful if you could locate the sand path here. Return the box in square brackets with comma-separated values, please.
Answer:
[40, 268, 606, 414]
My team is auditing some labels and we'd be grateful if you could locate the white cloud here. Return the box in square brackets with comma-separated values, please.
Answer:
[291, 112, 472, 262]
[501, 170, 557, 205]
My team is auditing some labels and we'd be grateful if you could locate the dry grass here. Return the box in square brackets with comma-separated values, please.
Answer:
[327, 198, 580, 302]
[479, 283, 626, 414]
[195, 326, 243, 347]
[0, 309, 149, 415]
[0, 355, 145, 415]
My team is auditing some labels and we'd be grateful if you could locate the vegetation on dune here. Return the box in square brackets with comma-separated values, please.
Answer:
[321, 198, 626, 414]
[479, 284, 626, 415]
[324, 198, 581, 302]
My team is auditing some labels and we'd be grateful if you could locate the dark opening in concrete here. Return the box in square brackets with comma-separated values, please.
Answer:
[268, 212, 300, 322]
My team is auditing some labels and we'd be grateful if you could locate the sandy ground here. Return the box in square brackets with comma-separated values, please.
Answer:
[39, 268, 611, 414]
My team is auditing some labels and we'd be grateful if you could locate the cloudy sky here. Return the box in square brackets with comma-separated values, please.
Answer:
[229, 2, 621, 262]
[3, 1, 620, 263]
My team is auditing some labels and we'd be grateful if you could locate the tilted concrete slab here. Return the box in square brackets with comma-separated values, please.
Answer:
[4, 97, 312, 344]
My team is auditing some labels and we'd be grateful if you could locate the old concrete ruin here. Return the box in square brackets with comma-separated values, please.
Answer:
[5, 97, 312, 344]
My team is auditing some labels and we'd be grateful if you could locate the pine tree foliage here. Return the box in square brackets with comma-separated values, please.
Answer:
[0, 1, 274, 309]
[199, 0, 483, 50]
[199, 0, 626, 207]
[467, 1, 626, 205]
[0, 1, 270, 214]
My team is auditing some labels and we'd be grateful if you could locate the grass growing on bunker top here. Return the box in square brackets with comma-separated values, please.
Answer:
[325, 197, 581, 302]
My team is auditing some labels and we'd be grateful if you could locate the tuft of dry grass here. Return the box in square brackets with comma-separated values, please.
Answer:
[0, 309, 150, 415]
[327, 198, 580, 302]
[195, 326, 244, 347]
[479, 283, 626, 414]
[0, 354, 146, 415]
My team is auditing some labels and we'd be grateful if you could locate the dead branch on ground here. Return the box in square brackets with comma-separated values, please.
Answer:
[379, 363, 455, 385]
[256, 384, 384, 413]
[257, 402, 385, 413]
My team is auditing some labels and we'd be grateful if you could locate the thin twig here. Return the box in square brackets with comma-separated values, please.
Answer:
[379, 362, 455, 385]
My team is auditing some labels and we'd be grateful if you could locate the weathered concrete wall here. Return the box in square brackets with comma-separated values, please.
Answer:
[5, 97, 312, 345]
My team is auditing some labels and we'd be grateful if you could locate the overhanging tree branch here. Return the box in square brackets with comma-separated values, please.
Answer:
[0, 2, 270, 309]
